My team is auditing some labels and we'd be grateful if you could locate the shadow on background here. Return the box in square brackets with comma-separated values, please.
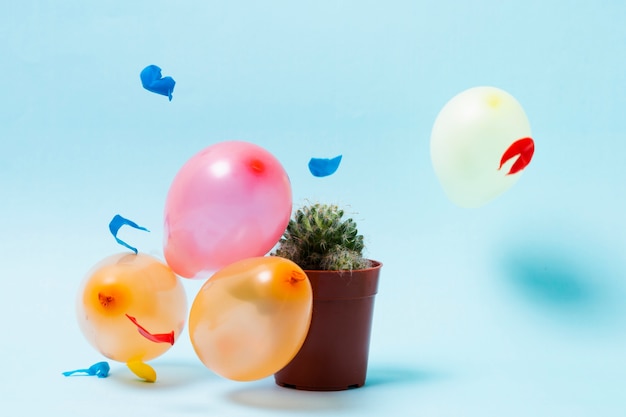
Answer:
[225, 364, 444, 412]
[226, 383, 348, 412]
[364, 364, 446, 387]
[108, 359, 214, 389]
[496, 241, 621, 327]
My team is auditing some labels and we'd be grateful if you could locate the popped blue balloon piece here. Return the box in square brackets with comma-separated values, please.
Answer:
[109, 214, 149, 254]
[308, 155, 342, 177]
[140, 65, 176, 101]
[63, 361, 110, 378]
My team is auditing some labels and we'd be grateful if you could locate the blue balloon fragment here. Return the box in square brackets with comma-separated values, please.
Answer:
[63, 362, 110, 378]
[109, 214, 150, 254]
[140, 65, 176, 101]
[308, 155, 343, 177]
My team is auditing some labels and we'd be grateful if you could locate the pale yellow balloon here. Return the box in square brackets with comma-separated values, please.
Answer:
[189, 256, 313, 381]
[430, 86, 533, 208]
[76, 253, 187, 363]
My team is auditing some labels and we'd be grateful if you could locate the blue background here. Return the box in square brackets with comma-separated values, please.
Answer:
[1, 1, 625, 415]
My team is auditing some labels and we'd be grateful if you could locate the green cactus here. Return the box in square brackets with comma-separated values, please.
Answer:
[273, 203, 372, 271]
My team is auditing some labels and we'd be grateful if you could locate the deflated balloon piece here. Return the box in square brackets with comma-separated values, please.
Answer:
[308, 155, 342, 177]
[140, 65, 176, 101]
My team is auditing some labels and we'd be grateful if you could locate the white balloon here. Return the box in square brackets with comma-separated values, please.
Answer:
[430, 86, 534, 208]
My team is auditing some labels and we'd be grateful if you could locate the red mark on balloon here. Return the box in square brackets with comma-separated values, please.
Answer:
[499, 137, 534, 175]
[249, 158, 265, 174]
[126, 314, 175, 345]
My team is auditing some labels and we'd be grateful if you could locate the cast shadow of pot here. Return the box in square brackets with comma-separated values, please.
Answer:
[226, 365, 444, 412]
[364, 365, 446, 387]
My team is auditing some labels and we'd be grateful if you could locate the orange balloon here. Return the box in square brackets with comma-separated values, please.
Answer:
[189, 256, 312, 381]
[76, 253, 187, 363]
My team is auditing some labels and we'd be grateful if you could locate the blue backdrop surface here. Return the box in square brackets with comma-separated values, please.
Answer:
[1, 1, 625, 416]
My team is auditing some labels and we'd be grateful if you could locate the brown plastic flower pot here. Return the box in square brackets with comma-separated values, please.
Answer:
[274, 260, 382, 391]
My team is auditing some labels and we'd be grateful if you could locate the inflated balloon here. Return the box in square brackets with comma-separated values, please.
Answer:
[164, 141, 293, 279]
[430, 86, 535, 208]
[76, 253, 187, 380]
[189, 256, 313, 381]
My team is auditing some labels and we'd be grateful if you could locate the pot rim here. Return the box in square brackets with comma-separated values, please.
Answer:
[302, 259, 382, 275]
[301, 260, 381, 300]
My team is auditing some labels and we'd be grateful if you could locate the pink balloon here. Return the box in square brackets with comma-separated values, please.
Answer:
[164, 141, 292, 278]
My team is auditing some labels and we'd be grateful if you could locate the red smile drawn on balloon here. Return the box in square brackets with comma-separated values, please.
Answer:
[126, 314, 175, 345]
[499, 137, 535, 175]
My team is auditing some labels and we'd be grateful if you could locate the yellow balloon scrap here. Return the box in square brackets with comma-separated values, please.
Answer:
[127, 361, 157, 383]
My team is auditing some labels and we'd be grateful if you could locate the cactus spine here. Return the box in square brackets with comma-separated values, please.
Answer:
[273, 203, 371, 271]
